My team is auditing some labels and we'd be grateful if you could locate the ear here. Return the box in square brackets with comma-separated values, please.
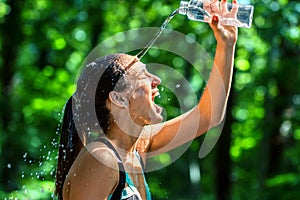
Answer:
[109, 91, 128, 108]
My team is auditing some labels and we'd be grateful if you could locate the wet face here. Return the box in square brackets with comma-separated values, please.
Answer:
[125, 62, 163, 125]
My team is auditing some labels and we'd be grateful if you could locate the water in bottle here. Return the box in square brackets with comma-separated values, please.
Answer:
[179, 0, 254, 28]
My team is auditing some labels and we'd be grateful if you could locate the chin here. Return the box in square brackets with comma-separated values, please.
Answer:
[148, 105, 163, 124]
[149, 115, 163, 125]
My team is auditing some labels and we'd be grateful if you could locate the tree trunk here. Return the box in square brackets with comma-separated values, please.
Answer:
[0, 0, 23, 192]
[215, 69, 236, 200]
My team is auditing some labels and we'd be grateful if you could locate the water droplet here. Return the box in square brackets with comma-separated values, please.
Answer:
[7, 163, 11, 168]
[175, 84, 181, 88]
[23, 152, 27, 158]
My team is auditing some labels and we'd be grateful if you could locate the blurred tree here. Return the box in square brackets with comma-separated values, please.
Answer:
[0, 0, 23, 192]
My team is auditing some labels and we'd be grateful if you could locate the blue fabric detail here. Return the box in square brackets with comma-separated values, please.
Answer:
[108, 171, 151, 200]
[134, 152, 151, 200]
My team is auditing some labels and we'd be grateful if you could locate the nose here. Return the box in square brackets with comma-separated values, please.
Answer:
[151, 74, 161, 88]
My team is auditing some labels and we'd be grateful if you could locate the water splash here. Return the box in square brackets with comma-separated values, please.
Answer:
[136, 8, 179, 59]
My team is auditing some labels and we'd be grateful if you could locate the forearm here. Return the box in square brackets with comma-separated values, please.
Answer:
[215, 42, 235, 91]
[197, 43, 235, 134]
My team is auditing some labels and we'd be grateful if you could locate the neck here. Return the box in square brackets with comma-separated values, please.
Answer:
[106, 121, 144, 153]
[107, 100, 145, 153]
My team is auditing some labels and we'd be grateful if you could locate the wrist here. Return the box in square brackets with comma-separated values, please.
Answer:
[217, 41, 236, 50]
[215, 32, 238, 48]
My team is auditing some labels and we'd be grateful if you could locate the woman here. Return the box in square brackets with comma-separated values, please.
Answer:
[55, 0, 238, 199]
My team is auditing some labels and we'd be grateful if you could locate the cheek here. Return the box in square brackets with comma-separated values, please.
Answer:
[131, 86, 150, 101]
[129, 87, 151, 114]
[134, 88, 147, 98]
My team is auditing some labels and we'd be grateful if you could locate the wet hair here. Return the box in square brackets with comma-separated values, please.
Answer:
[55, 53, 138, 199]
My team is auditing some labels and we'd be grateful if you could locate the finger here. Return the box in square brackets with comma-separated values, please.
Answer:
[203, 0, 211, 14]
[220, 0, 228, 13]
[230, 0, 239, 16]
[210, 0, 220, 13]
[209, 15, 220, 31]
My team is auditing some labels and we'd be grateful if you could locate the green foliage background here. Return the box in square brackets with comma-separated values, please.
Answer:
[0, 0, 299, 199]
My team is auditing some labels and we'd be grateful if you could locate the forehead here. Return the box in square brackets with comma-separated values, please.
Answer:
[123, 61, 151, 89]
[127, 61, 147, 75]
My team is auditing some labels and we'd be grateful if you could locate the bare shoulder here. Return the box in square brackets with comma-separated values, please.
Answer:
[63, 142, 120, 199]
[81, 141, 120, 172]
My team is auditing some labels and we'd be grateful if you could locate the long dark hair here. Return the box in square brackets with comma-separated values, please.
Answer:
[55, 53, 138, 199]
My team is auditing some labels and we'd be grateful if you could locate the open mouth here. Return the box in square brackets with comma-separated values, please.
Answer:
[151, 88, 162, 114]
[152, 88, 160, 102]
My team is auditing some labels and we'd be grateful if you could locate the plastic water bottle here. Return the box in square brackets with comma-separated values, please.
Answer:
[179, 0, 254, 28]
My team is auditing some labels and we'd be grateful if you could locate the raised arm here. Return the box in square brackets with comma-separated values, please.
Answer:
[146, 0, 238, 154]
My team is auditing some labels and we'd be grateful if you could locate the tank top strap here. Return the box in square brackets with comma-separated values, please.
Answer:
[134, 151, 151, 200]
[96, 138, 125, 200]
[97, 137, 151, 200]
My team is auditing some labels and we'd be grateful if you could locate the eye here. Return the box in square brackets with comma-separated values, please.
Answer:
[138, 74, 147, 80]
[137, 70, 148, 80]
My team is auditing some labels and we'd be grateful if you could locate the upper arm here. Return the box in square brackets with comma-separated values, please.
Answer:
[146, 106, 212, 155]
[64, 144, 119, 200]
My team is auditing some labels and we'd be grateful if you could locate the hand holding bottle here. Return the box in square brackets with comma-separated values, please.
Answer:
[208, 0, 238, 47]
